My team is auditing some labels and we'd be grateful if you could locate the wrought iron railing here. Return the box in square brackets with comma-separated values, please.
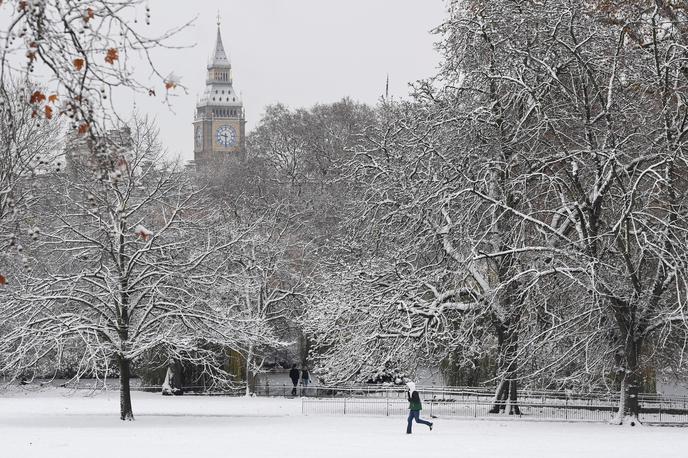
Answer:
[21, 378, 688, 424]
[301, 395, 688, 424]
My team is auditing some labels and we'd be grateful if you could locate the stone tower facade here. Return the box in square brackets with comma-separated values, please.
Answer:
[193, 21, 245, 163]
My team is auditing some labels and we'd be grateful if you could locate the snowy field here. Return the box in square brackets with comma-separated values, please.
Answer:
[1, 389, 687, 458]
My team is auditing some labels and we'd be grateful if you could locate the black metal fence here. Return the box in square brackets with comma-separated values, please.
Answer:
[25, 378, 688, 424]
[293, 385, 688, 425]
[167, 382, 688, 424]
[301, 398, 616, 422]
[301, 397, 688, 424]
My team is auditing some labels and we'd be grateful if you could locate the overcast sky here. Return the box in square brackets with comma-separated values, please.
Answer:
[135, 0, 447, 162]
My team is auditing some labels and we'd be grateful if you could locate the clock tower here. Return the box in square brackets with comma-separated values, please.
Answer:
[193, 18, 245, 163]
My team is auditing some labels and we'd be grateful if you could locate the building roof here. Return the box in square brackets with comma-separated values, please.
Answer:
[209, 26, 231, 69]
[197, 23, 243, 110]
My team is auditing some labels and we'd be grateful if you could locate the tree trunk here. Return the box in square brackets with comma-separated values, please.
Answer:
[610, 296, 644, 425]
[508, 376, 520, 415]
[490, 378, 508, 413]
[489, 324, 520, 415]
[118, 355, 134, 421]
[626, 337, 642, 418]
[489, 371, 521, 415]
[614, 337, 643, 424]
[245, 344, 253, 396]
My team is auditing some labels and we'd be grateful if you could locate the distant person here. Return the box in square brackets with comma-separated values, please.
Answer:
[289, 364, 300, 396]
[300, 367, 310, 390]
[406, 381, 433, 434]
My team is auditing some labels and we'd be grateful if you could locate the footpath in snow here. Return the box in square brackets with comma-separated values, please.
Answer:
[0, 388, 687, 458]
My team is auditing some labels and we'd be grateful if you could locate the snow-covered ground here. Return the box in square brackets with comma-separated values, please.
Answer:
[1, 388, 686, 458]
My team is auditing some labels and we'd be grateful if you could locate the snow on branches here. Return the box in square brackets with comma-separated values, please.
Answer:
[0, 0, 190, 164]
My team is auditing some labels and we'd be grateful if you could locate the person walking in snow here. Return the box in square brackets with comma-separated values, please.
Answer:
[289, 364, 300, 396]
[300, 366, 310, 394]
[406, 381, 433, 434]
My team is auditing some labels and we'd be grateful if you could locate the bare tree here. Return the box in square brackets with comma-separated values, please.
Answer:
[1, 1, 190, 136]
[239, 99, 377, 376]
[229, 220, 307, 395]
[0, 82, 64, 341]
[308, 1, 688, 426]
[0, 117, 275, 420]
[428, 0, 688, 423]
[1, 0, 191, 283]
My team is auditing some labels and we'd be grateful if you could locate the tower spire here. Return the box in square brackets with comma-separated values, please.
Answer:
[210, 15, 230, 68]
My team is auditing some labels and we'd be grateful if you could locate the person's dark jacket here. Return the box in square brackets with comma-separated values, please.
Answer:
[289, 368, 300, 383]
[408, 391, 422, 411]
[301, 369, 309, 382]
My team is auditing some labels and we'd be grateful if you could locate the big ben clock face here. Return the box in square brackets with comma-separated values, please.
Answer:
[215, 125, 237, 148]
